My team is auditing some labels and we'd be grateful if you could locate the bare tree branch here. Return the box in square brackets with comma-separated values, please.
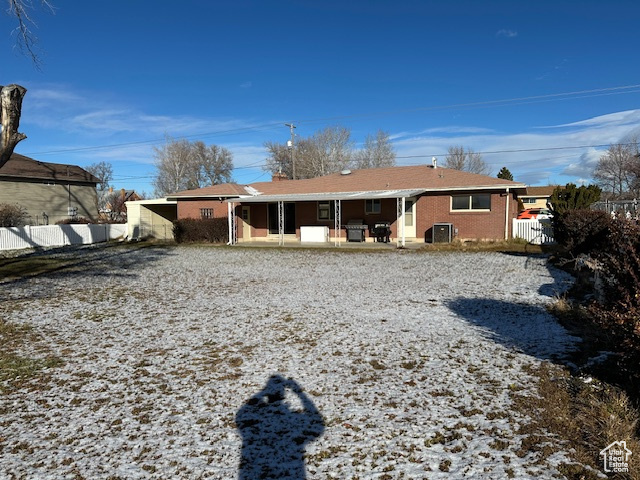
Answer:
[7, 0, 55, 68]
[264, 126, 356, 179]
[593, 142, 638, 199]
[353, 130, 396, 169]
[444, 145, 490, 175]
[153, 137, 234, 196]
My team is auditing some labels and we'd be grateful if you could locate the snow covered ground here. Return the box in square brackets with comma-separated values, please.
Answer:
[0, 245, 585, 479]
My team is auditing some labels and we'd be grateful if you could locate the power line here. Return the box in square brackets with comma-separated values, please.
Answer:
[394, 141, 628, 161]
[21, 83, 640, 157]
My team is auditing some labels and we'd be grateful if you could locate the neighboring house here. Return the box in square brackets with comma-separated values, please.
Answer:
[0, 153, 99, 225]
[101, 188, 143, 221]
[169, 163, 527, 244]
[518, 186, 556, 210]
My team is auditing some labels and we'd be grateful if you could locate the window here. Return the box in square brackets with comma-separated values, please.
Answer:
[451, 194, 491, 211]
[318, 201, 335, 220]
[522, 197, 536, 204]
[365, 199, 381, 214]
[200, 208, 213, 219]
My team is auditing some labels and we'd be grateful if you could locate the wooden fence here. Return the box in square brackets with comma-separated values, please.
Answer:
[0, 224, 127, 251]
[512, 219, 555, 245]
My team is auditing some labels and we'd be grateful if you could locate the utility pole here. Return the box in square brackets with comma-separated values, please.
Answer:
[285, 123, 296, 179]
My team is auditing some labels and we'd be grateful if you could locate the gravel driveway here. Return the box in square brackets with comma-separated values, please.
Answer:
[0, 245, 581, 479]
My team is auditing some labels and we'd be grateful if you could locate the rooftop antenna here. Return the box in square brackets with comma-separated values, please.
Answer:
[285, 123, 296, 179]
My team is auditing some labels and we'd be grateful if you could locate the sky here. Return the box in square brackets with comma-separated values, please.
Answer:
[3, 0, 640, 195]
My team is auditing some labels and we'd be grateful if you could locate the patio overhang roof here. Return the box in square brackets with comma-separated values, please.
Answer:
[224, 189, 428, 203]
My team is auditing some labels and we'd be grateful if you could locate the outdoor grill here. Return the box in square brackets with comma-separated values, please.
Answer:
[370, 222, 391, 243]
[344, 219, 368, 242]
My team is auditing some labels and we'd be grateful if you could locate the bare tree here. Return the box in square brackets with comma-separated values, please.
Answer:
[0, 84, 28, 169]
[85, 160, 114, 212]
[86, 161, 113, 192]
[593, 142, 639, 199]
[153, 137, 193, 196]
[264, 126, 354, 179]
[305, 126, 353, 177]
[467, 150, 491, 175]
[264, 140, 292, 178]
[191, 141, 233, 186]
[444, 145, 466, 170]
[153, 137, 234, 196]
[444, 145, 490, 175]
[352, 130, 396, 169]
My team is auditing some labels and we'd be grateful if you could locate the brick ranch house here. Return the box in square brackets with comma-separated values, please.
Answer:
[166, 164, 527, 245]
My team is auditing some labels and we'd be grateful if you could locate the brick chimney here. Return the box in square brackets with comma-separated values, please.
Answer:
[272, 172, 289, 182]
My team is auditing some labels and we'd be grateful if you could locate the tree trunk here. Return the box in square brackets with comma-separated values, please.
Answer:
[0, 84, 28, 169]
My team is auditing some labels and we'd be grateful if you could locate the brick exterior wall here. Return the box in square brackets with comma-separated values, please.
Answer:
[417, 190, 519, 241]
[176, 189, 520, 242]
[177, 198, 229, 220]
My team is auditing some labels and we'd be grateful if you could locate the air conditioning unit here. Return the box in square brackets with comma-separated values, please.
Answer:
[432, 223, 453, 243]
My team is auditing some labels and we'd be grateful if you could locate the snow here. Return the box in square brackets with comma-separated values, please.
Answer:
[0, 246, 585, 479]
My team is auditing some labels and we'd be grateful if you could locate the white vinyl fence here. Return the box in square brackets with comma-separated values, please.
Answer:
[512, 219, 555, 245]
[0, 224, 127, 251]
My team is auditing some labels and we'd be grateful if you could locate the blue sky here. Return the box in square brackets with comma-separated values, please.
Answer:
[3, 0, 640, 195]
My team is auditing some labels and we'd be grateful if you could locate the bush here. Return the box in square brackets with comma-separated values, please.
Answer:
[552, 209, 611, 257]
[0, 203, 29, 227]
[591, 220, 640, 350]
[553, 213, 640, 398]
[173, 218, 228, 244]
[56, 217, 92, 225]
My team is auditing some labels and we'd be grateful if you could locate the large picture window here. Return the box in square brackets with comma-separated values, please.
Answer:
[451, 194, 491, 211]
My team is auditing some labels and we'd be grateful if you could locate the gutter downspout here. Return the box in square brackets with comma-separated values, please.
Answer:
[504, 188, 510, 240]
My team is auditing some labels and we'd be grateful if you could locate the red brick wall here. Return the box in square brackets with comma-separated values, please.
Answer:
[178, 191, 520, 241]
[177, 199, 229, 219]
[416, 190, 519, 241]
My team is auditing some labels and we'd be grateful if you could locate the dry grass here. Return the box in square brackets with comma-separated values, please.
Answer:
[0, 321, 63, 392]
[514, 362, 639, 480]
[542, 295, 640, 478]
[418, 238, 557, 254]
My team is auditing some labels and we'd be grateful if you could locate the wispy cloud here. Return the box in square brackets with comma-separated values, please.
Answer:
[392, 109, 640, 185]
[496, 29, 518, 38]
[23, 85, 261, 139]
[240, 81, 253, 89]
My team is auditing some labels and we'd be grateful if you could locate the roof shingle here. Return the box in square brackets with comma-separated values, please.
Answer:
[0, 153, 99, 184]
[170, 165, 526, 199]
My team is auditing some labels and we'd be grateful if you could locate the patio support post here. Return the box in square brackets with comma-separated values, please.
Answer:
[397, 197, 406, 248]
[334, 199, 341, 247]
[504, 188, 510, 240]
[227, 202, 237, 245]
[278, 200, 284, 246]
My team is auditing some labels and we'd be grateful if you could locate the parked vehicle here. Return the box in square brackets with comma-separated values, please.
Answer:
[517, 208, 552, 219]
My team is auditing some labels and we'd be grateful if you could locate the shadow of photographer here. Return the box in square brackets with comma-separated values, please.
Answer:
[236, 375, 324, 480]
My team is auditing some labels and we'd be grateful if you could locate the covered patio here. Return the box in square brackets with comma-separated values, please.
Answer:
[226, 189, 426, 248]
